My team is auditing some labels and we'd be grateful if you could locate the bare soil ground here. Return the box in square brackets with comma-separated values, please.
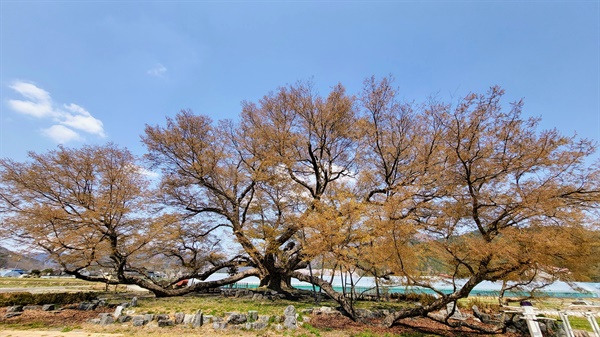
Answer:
[0, 307, 112, 326]
[0, 307, 122, 337]
[309, 314, 516, 337]
[0, 331, 122, 337]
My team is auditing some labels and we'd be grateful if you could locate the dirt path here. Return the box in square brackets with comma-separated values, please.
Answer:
[0, 330, 122, 337]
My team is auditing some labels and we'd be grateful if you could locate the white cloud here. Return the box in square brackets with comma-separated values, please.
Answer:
[42, 125, 83, 144]
[147, 63, 167, 77]
[6, 81, 106, 143]
[7, 82, 55, 118]
[10, 82, 51, 103]
[7, 99, 54, 118]
[62, 104, 106, 137]
[136, 166, 160, 179]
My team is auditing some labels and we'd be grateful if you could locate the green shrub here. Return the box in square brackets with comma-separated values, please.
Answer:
[463, 297, 499, 312]
[0, 291, 98, 306]
[389, 292, 436, 305]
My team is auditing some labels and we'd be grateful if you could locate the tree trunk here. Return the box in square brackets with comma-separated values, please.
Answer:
[71, 268, 261, 298]
[258, 253, 294, 292]
[259, 272, 292, 292]
[291, 271, 357, 320]
[383, 274, 484, 327]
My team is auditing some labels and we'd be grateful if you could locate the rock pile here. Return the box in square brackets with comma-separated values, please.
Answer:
[88, 303, 322, 331]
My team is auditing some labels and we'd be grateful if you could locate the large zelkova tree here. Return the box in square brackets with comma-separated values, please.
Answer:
[142, 82, 361, 293]
[1, 77, 598, 328]
[142, 78, 599, 323]
[0, 144, 251, 297]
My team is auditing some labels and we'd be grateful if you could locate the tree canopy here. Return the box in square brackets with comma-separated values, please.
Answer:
[1, 76, 599, 326]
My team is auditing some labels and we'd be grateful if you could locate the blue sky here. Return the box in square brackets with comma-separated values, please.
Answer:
[1, 1, 599, 162]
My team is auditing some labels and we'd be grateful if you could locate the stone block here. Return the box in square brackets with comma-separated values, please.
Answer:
[192, 312, 203, 327]
[174, 312, 185, 324]
[155, 314, 169, 321]
[226, 313, 247, 325]
[117, 315, 132, 323]
[78, 302, 97, 311]
[42, 304, 56, 311]
[446, 303, 464, 320]
[251, 321, 267, 330]
[234, 289, 249, 298]
[356, 308, 376, 319]
[284, 305, 296, 317]
[213, 321, 227, 329]
[132, 317, 147, 326]
[158, 319, 174, 327]
[23, 305, 42, 311]
[99, 315, 114, 325]
[317, 306, 335, 314]
[202, 314, 212, 324]
[7, 305, 24, 313]
[284, 315, 297, 329]
[113, 305, 124, 319]
[183, 314, 194, 324]
[248, 310, 258, 321]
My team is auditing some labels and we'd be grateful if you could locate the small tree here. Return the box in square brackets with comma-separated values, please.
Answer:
[0, 144, 245, 296]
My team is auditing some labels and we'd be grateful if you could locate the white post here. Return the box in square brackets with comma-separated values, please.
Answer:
[522, 307, 543, 337]
[584, 312, 600, 337]
[559, 312, 575, 337]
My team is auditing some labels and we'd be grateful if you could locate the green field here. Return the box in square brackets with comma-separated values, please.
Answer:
[0, 277, 106, 288]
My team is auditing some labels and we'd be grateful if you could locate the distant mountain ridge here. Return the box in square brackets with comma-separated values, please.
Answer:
[0, 246, 55, 271]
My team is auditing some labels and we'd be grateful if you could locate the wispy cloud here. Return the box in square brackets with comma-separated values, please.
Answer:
[7, 81, 106, 144]
[42, 125, 83, 144]
[135, 165, 160, 180]
[147, 63, 167, 77]
[62, 103, 106, 136]
[7, 82, 55, 118]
